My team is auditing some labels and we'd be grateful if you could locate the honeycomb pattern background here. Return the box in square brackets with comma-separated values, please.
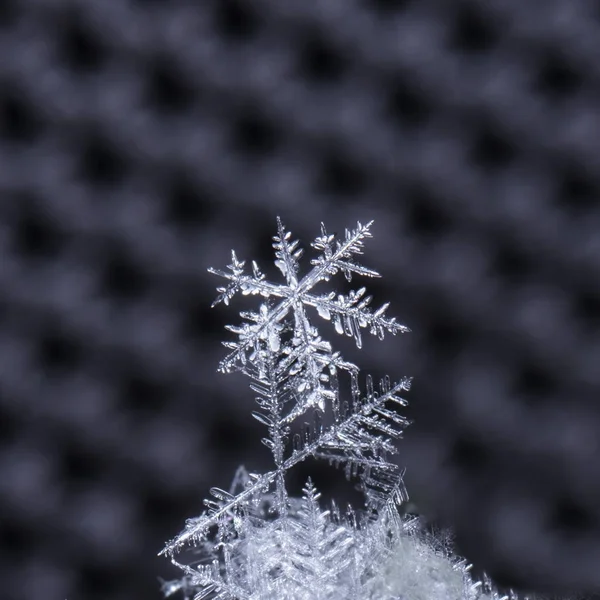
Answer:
[0, 0, 600, 598]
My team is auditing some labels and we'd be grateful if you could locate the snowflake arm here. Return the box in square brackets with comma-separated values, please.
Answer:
[160, 470, 277, 558]
[303, 288, 409, 348]
[278, 374, 412, 510]
[273, 216, 303, 287]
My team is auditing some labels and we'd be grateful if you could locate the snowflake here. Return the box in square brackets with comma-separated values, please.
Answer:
[158, 218, 553, 600]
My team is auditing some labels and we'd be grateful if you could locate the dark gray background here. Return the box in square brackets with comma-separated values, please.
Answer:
[0, 0, 599, 598]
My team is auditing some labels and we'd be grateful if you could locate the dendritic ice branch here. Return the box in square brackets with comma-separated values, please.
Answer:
[158, 218, 557, 600]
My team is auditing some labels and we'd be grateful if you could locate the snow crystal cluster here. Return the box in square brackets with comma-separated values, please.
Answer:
[159, 218, 565, 600]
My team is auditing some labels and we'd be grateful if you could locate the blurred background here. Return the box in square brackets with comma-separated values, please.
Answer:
[0, 0, 600, 598]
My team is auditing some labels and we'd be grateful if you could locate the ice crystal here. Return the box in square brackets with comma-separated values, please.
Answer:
[159, 218, 563, 600]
